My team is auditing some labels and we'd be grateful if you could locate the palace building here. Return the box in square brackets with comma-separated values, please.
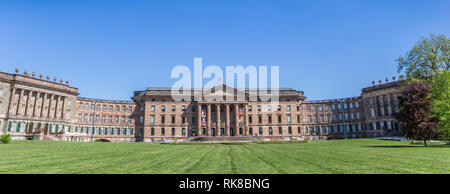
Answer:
[0, 69, 402, 142]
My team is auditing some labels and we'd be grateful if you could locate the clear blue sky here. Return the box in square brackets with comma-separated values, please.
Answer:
[1, 0, 449, 100]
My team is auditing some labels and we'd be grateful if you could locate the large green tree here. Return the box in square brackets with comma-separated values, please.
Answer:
[430, 70, 450, 144]
[397, 34, 449, 82]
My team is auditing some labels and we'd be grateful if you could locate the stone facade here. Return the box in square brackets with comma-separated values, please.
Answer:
[0, 70, 402, 142]
[0, 71, 78, 140]
[72, 97, 136, 142]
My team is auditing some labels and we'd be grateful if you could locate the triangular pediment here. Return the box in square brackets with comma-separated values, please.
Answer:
[205, 84, 246, 96]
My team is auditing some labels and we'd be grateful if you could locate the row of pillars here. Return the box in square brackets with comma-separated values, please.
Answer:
[196, 103, 248, 136]
[7, 87, 67, 119]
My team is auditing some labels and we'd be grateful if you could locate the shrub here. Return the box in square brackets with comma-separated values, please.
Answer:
[0, 133, 11, 144]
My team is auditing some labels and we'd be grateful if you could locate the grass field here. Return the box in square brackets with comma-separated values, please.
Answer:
[0, 139, 449, 174]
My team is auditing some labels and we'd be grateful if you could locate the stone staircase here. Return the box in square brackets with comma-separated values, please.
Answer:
[188, 136, 264, 142]
[43, 135, 61, 141]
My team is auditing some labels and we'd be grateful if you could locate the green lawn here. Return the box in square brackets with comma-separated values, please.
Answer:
[0, 139, 449, 174]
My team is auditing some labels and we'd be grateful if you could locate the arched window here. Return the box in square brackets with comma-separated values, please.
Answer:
[269, 127, 273, 135]
[259, 127, 263, 135]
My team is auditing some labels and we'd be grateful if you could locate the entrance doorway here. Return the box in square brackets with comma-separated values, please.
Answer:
[44, 124, 49, 135]
[220, 128, 224, 136]
[27, 123, 34, 133]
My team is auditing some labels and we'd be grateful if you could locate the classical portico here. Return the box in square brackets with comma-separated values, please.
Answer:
[196, 102, 248, 137]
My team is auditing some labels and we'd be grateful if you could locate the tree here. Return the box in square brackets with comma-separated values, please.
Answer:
[430, 70, 450, 144]
[395, 82, 437, 146]
[397, 34, 449, 83]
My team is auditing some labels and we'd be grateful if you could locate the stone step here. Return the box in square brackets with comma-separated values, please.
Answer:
[188, 136, 264, 142]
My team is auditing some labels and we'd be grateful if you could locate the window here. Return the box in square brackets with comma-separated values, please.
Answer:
[151, 128, 155, 135]
[277, 105, 281, 111]
[128, 106, 132, 112]
[161, 128, 165, 135]
[258, 115, 262, 123]
[172, 105, 176, 111]
[116, 106, 120, 112]
[355, 102, 359, 108]
[91, 104, 94, 110]
[140, 105, 144, 112]
[139, 116, 143, 123]
[108, 116, 112, 123]
[181, 116, 185, 123]
[248, 106, 252, 111]
[172, 128, 175, 135]
[122, 106, 126, 112]
[121, 116, 125, 123]
[268, 115, 272, 123]
[287, 105, 291, 111]
[278, 127, 282, 134]
[278, 115, 282, 122]
[319, 105, 323, 111]
[109, 105, 113, 112]
[182, 128, 186, 136]
[161, 105, 166, 112]
[96, 105, 101, 111]
[161, 115, 165, 123]
[288, 127, 292, 134]
[85, 104, 89, 110]
[332, 104, 335, 110]
[248, 116, 252, 123]
[151, 105, 155, 112]
[78, 114, 82, 121]
[128, 117, 132, 123]
[259, 127, 263, 135]
[182, 105, 186, 111]
[269, 127, 273, 134]
[79, 103, 83, 110]
[102, 105, 106, 112]
[171, 116, 175, 123]
[258, 105, 261, 112]
[326, 105, 330, 111]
